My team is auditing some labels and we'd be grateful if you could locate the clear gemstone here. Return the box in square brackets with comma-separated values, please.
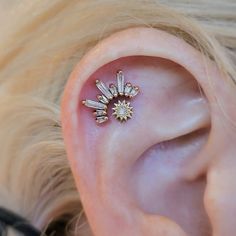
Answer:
[117, 107, 127, 116]
[129, 86, 139, 97]
[112, 100, 133, 122]
[83, 100, 107, 110]
[124, 83, 133, 97]
[116, 70, 125, 95]
[109, 84, 118, 97]
[93, 110, 107, 116]
[96, 116, 108, 124]
[97, 94, 109, 104]
[96, 80, 113, 100]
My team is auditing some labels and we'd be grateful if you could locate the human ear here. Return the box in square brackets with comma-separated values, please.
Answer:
[61, 27, 236, 236]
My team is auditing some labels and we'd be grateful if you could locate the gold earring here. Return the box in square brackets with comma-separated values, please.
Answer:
[82, 70, 139, 124]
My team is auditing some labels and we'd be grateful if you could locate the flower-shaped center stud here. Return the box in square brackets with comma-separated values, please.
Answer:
[112, 100, 133, 122]
[82, 70, 139, 124]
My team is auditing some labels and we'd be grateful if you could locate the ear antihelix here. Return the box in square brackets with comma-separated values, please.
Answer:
[82, 70, 140, 124]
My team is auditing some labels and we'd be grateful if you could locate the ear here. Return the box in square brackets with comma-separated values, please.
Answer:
[61, 27, 236, 236]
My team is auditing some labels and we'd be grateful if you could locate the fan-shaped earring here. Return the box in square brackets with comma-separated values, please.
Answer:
[82, 70, 140, 124]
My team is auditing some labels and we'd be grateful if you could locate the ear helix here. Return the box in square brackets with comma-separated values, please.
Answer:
[82, 70, 140, 124]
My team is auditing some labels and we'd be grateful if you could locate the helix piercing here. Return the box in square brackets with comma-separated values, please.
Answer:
[82, 70, 140, 124]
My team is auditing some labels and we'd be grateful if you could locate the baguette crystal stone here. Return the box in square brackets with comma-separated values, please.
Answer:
[93, 110, 107, 116]
[109, 84, 118, 97]
[82, 100, 107, 110]
[124, 83, 133, 97]
[129, 86, 139, 97]
[97, 94, 109, 104]
[117, 70, 125, 95]
[96, 80, 113, 100]
[96, 116, 108, 124]
[82, 70, 140, 124]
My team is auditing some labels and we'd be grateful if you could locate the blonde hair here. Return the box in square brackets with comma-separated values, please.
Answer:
[0, 0, 235, 235]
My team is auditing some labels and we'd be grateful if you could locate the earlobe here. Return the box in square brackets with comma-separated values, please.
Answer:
[61, 27, 235, 236]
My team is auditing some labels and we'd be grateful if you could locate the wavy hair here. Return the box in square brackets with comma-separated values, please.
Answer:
[0, 0, 235, 235]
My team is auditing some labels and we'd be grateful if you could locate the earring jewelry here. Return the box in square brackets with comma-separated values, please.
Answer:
[82, 70, 139, 124]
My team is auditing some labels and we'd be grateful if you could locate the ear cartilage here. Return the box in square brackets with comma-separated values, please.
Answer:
[82, 70, 139, 124]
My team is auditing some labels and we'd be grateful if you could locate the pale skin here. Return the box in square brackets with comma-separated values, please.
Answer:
[61, 27, 236, 236]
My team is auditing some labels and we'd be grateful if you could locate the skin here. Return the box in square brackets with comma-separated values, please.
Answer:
[61, 27, 236, 236]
